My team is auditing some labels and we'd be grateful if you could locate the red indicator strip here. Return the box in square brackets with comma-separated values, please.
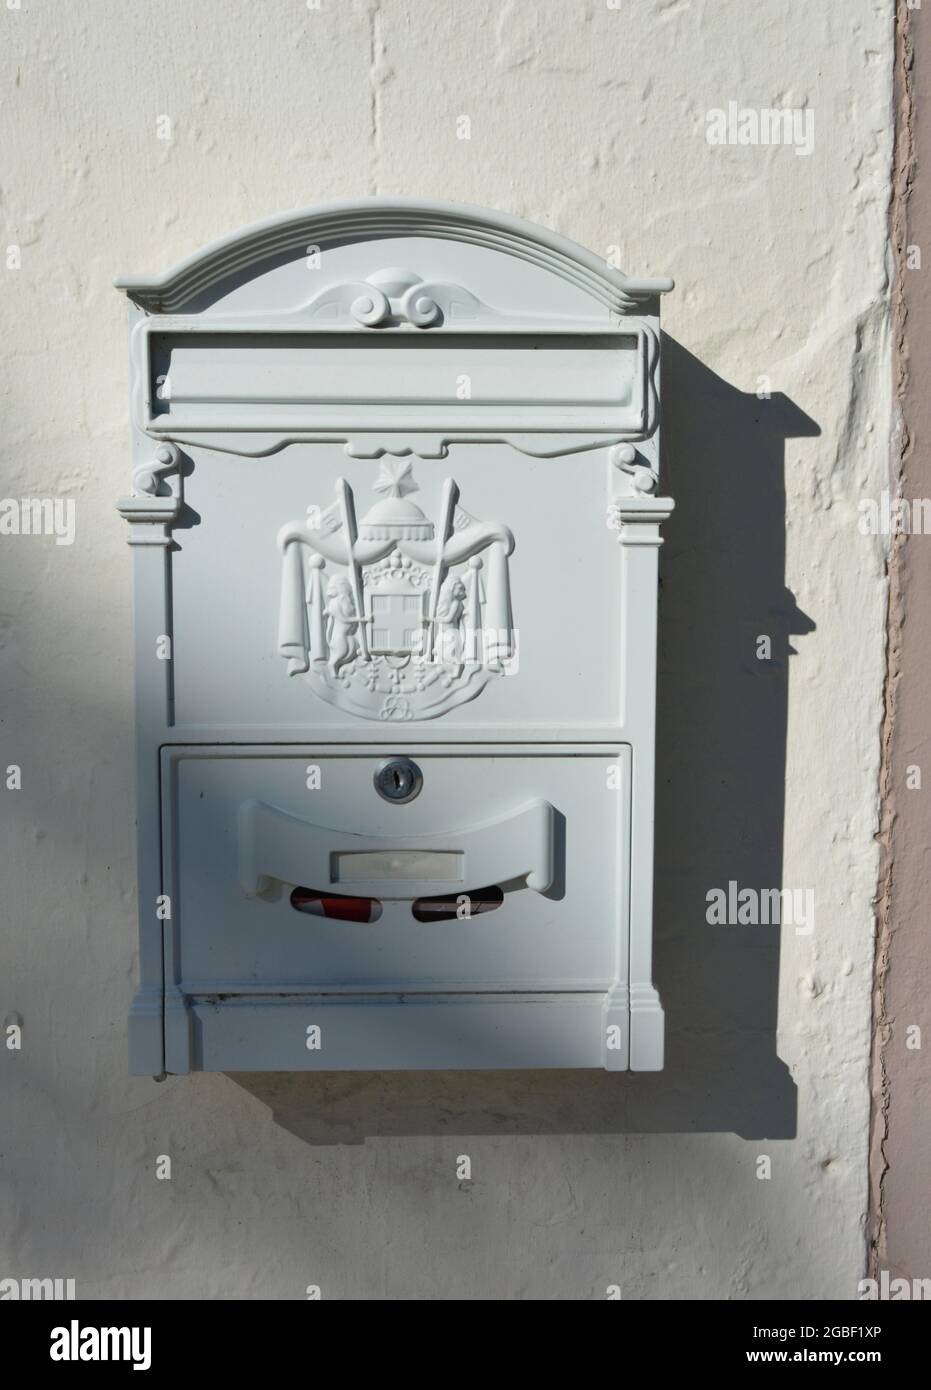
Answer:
[290, 887, 383, 923]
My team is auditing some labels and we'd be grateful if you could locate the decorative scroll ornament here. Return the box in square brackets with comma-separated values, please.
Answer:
[611, 443, 658, 494]
[302, 266, 491, 329]
[132, 442, 181, 497]
[277, 461, 516, 720]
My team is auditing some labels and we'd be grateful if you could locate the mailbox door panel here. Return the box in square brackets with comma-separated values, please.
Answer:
[164, 746, 629, 993]
[168, 444, 622, 731]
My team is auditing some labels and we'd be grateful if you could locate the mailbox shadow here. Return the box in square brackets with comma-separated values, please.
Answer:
[232, 336, 816, 1142]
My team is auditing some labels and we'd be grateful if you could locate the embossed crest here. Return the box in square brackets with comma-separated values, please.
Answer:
[277, 463, 516, 720]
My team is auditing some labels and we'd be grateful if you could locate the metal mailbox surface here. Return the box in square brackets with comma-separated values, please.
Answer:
[116, 198, 673, 1076]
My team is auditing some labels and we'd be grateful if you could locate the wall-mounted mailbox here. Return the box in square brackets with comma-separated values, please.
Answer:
[116, 199, 673, 1076]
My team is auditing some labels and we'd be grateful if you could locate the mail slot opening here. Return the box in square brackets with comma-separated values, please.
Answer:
[411, 885, 505, 923]
[290, 887, 383, 923]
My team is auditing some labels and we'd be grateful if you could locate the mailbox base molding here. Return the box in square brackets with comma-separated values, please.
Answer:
[177, 992, 648, 1073]
[132, 989, 665, 1075]
[127, 986, 166, 1077]
[628, 984, 665, 1072]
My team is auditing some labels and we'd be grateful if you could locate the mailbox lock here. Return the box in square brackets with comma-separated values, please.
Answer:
[374, 756, 423, 804]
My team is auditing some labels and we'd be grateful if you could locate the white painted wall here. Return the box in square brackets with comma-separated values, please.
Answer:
[0, 0, 891, 1299]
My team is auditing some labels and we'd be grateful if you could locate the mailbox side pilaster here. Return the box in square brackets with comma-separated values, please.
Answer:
[116, 359, 185, 1076]
[611, 498, 674, 1071]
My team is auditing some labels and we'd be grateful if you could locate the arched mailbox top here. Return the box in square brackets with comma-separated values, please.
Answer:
[115, 197, 673, 319]
[116, 198, 674, 459]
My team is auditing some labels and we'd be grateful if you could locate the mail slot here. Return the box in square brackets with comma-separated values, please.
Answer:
[116, 198, 673, 1075]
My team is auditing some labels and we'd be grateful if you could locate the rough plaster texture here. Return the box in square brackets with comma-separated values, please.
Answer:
[870, 2, 931, 1285]
[0, 0, 893, 1299]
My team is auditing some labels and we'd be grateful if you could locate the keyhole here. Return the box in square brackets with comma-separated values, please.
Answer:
[374, 757, 423, 804]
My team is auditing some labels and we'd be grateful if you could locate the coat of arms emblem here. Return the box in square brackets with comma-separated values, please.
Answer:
[277, 461, 516, 720]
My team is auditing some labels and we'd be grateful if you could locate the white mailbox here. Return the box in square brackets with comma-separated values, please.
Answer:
[116, 199, 673, 1077]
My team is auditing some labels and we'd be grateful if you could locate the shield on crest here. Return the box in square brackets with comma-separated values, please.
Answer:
[367, 585, 427, 657]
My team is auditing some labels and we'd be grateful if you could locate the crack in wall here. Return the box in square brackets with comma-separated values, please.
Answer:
[367, 2, 385, 196]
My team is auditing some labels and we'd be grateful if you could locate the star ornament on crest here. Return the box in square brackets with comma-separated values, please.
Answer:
[373, 459, 419, 500]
